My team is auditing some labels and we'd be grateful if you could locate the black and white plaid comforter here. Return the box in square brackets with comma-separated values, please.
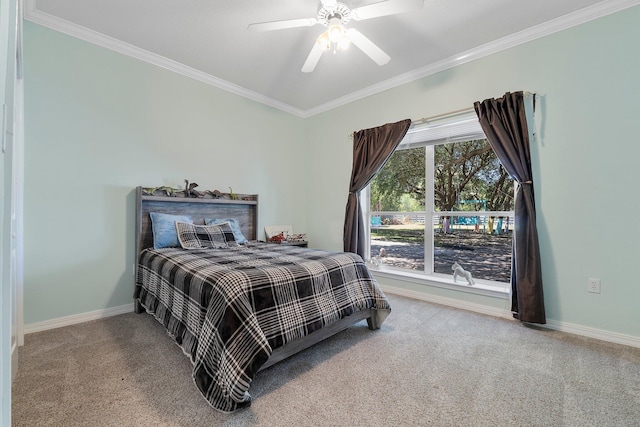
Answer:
[135, 243, 390, 412]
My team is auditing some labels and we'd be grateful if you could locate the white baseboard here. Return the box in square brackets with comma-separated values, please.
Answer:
[23, 303, 135, 335]
[382, 284, 640, 349]
[23, 289, 640, 349]
[542, 319, 640, 349]
[381, 284, 513, 320]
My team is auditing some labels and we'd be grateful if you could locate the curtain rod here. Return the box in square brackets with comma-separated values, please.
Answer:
[347, 107, 472, 138]
[349, 92, 536, 137]
[410, 107, 474, 126]
[412, 92, 536, 125]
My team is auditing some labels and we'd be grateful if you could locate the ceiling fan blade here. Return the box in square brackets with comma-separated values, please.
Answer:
[248, 17, 318, 32]
[351, 0, 423, 21]
[302, 39, 326, 73]
[347, 29, 390, 66]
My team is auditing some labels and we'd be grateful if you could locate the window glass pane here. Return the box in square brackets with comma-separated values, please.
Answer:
[433, 139, 514, 213]
[370, 215, 425, 270]
[370, 147, 425, 271]
[434, 214, 513, 283]
[433, 139, 514, 283]
[370, 147, 425, 212]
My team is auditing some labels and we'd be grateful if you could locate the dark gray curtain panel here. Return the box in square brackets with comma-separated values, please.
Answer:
[474, 92, 545, 324]
[343, 119, 411, 256]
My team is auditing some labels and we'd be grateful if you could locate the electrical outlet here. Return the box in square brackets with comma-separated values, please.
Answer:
[588, 278, 601, 294]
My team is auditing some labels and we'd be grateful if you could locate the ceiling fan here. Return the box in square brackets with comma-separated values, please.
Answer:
[248, 0, 424, 73]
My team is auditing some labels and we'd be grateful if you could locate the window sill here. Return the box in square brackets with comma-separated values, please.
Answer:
[368, 265, 510, 300]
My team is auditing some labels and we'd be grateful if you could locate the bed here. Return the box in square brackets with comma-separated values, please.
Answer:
[133, 186, 391, 412]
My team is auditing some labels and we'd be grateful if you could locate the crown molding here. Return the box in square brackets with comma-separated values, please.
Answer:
[305, 0, 640, 116]
[25, 0, 640, 118]
[23, 0, 307, 117]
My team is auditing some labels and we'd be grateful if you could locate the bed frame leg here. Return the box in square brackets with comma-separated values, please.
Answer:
[366, 308, 390, 330]
[366, 316, 379, 330]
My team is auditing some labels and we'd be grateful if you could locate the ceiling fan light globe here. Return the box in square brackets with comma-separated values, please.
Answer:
[317, 32, 331, 50]
[328, 24, 344, 43]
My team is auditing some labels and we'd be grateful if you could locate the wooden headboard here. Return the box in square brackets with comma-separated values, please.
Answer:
[134, 186, 259, 256]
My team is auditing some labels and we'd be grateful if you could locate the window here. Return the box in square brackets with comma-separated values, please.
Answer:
[364, 112, 514, 291]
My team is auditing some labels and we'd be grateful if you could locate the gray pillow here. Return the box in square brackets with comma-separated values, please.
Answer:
[176, 221, 238, 249]
[204, 218, 248, 244]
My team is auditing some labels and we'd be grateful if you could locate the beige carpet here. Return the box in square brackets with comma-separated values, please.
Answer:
[12, 295, 640, 426]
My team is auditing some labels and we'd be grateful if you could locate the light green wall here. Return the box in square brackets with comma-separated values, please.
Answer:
[23, 22, 306, 324]
[23, 5, 640, 340]
[305, 6, 640, 337]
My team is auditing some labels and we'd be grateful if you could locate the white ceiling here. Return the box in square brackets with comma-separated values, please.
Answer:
[25, 0, 639, 117]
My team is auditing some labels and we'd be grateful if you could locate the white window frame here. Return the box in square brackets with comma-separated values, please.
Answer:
[363, 111, 512, 298]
